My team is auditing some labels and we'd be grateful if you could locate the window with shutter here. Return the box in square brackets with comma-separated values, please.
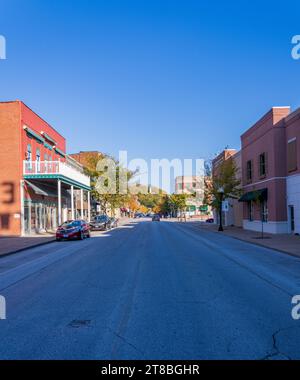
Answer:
[287, 139, 297, 172]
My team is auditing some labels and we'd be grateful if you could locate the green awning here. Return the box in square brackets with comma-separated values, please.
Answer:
[25, 180, 56, 197]
[24, 127, 45, 144]
[54, 147, 66, 157]
[25, 180, 70, 198]
[239, 188, 268, 202]
[41, 132, 56, 145]
[44, 142, 53, 150]
[187, 205, 196, 211]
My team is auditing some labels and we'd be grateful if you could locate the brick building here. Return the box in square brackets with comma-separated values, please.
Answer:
[69, 151, 103, 168]
[239, 107, 291, 234]
[0, 101, 91, 236]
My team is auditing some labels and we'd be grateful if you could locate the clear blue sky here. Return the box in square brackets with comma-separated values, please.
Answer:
[1, 0, 300, 164]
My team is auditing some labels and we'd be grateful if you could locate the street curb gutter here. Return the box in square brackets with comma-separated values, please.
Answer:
[193, 225, 300, 260]
[0, 239, 56, 259]
[0, 219, 132, 259]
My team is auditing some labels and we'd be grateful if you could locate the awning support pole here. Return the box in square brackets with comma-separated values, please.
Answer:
[71, 185, 74, 220]
[58, 180, 62, 226]
[80, 189, 84, 219]
[20, 180, 25, 236]
[87, 191, 91, 222]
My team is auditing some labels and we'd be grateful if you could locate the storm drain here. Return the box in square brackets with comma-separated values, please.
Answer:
[68, 320, 92, 328]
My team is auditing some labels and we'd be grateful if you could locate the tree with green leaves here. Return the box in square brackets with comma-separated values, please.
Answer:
[153, 193, 189, 217]
[137, 192, 164, 210]
[83, 153, 136, 216]
[204, 156, 241, 221]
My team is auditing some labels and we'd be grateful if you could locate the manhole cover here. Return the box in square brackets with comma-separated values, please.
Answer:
[68, 320, 91, 328]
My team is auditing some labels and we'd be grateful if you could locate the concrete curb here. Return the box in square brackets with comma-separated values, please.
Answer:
[0, 218, 133, 259]
[0, 239, 56, 259]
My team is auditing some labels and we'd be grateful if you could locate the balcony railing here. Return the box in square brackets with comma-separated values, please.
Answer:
[23, 160, 90, 188]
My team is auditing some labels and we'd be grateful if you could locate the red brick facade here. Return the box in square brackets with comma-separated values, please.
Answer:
[240, 107, 298, 233]
[0, 101, 79, 236]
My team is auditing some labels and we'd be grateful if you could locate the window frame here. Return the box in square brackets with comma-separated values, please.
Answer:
[248, 201, 254, 221]
[260, 199, 268, 222]
[246, 160, 253, 183]
[287, 138, 297, 173]
[259, 152, 267, 178]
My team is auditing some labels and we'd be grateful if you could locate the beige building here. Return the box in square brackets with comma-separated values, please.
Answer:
[175, 176, 207, 216]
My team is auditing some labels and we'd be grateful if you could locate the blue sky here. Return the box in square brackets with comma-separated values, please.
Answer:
[1, 0, 300, 166]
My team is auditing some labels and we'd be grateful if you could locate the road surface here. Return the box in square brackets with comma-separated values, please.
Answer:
[0, 219, 300, 359]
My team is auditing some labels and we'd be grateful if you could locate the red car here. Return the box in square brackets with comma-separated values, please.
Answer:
[56, 220, 91, 241]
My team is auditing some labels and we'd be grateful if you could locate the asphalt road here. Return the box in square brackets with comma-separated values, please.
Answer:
[0, 219, 300, 359]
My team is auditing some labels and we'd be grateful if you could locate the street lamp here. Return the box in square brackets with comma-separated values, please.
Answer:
[217, 186, 224, 232]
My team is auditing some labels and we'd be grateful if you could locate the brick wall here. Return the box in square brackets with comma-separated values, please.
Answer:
[0, 102, 22, 236]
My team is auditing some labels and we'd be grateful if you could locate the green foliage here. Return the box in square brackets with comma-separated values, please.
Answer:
[205, 157, 241, 211]
[152, 193, 189, 215]
[84, 154, 135, 215]
[137, 193, 164, 209]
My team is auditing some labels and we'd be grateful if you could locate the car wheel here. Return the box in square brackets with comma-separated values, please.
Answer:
[56, 238, 61, 242]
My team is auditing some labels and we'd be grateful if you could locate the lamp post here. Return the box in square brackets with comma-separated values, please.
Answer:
[217, 187, 224, 232]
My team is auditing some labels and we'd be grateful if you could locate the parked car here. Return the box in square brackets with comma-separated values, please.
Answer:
[56, 220, 90, 241]
[134, 213, 145, 218]
[110, 217, 119, 228]
[152, 214, 161, 222]
[206, 218, 214, 223]
[89, 215, 112, 231]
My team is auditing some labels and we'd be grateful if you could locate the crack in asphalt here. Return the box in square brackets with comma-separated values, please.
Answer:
[107, 326, 145, 356]
[260, 328, 293, 360]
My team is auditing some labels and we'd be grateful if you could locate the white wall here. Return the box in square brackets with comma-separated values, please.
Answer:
[287, 174, 300, 234]
[243, 220, 289, 234]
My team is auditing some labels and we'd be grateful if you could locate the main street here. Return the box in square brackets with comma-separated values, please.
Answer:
[0, 219, 300, 359]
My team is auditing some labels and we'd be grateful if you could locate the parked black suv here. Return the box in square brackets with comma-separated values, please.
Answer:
[89, 215, 112, 231]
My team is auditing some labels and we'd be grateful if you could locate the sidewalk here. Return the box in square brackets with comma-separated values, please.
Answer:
[195, 222, 300, 258]
[0, 217, 133, 258]
[0, 234, 56, 257]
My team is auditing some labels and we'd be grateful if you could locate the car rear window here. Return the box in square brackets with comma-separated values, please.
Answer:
[95, 216, 107, 222]
[61, 221, 81, 228]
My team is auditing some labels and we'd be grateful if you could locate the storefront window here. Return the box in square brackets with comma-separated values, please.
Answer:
[24, 200, 58, 234]
[248, 201, 253, 221]
[261, 200, 268, 222]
